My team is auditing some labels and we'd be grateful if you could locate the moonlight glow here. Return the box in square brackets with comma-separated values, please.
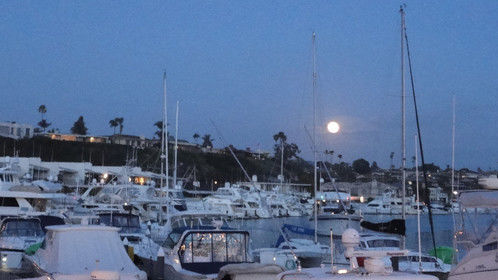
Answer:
[327, 121, 340, 134]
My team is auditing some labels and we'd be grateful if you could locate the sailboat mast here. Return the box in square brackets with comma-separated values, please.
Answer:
[280, 140, 284, 188]
[312, 32, 318, 244]
[173, 101, 179, 187]
[162, 72, 170, 216]
[400, 6, 407, 235]
[415, 134, 422, 270]
[160, 73, 166, 190]
[451, 96, 456, 195]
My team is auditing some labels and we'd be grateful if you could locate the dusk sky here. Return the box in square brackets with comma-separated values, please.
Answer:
[0, 1, 496, 170]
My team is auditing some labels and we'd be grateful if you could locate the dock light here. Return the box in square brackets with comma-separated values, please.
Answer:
[327, 121, 340, 134]
[1, 256, 6, 263]
[337, 269, 348, 274]
[103, 173, 108, 179]
[90, 137, 95, 143]
[453, 191, 458, 195]
[124, 202, 128, 206]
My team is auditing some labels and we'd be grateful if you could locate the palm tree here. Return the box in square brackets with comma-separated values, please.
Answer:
[193, 133, 200, 144]
[37, 105, 51, 132]
[38, 105, 47, 120]
[201, 134, 214, 148]
[154, 121, 163, 139]
[273, 131, 287, 143]
[109, 119, 118, 134]
[115, 117, 124, 134]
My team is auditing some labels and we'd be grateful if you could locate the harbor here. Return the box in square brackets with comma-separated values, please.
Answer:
[0, 1, 497, 280]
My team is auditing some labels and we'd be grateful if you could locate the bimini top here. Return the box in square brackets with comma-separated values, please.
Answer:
[459, 190, 498, 209]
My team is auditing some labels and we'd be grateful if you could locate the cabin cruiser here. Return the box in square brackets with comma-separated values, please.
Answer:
[395, 252, 451, 274]
[0, 217, 44, 271]
[162, 223, 283, 279]
[276, 228, 437, 280]
[150, 211, 232, 244]
[98, 212, 160, 261]
[478, 174, 498, 189]
[449, 190, 498, 280]
[314, 191, 362, 236]
[362, 192, 424, 215]
[202, 195, 246, 218]
[254, 224, 329, 269]
[26, 225, 147, 280]
[359, 233, 449, 275]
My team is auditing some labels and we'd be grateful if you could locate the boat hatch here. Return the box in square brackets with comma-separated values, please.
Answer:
[179, 231, 249, 274]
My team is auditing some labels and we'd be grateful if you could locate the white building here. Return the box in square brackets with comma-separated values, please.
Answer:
[0, 122, 34, 139]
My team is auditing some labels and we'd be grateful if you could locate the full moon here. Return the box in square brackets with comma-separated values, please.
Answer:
[327, 121, 340, 134]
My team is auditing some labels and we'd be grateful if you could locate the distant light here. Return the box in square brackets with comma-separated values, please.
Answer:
[337, 269, 348, 274]
[327, 121, 340, 134]
[453, 191, 458, 195]
[360, 196, 365, 203]
[103, 173, 108, 179]
[1, 256, 6, 262]
[90, 137, 95, 142]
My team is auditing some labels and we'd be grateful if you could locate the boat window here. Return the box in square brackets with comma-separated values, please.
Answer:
[360, 241, 367, 248]
[367, 239, 400, 248]
[369, 204, 379, 207]
[0, 219, 43, 237]
[180, 234, 193, 262]
[213, 233, 227, 262]
[396, 256, 409, 262]
[179, 232, 247, 264]
[483, 241, 497, 252]
[192, 233, 212, 262]
[164, 232, 182, 249]
[227, 233, 246, 262]
[0, 197, 19, 207]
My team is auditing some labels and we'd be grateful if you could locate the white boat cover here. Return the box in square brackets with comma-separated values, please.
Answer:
[33, 225, 145, 277]
[459, 191, 498, 208]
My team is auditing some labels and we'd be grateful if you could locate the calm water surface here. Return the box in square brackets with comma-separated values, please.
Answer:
[233, 214, 485, 254]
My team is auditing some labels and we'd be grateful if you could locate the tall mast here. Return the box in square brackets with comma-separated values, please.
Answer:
[162, 72, 170, 213]
[451, 95, 456, 196]
[451, 95, 457, 263]
[415, 134, 422, 270]
[280, 140, 284, 188]
[312, 32, 318, 244]
[160, 73, 166, 190]
[173, 101, 179, 188]
[400, 6, 407, 245]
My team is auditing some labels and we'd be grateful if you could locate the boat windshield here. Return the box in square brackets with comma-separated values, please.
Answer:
[99, 214, 141, 234]
[179, 231, 248, 264]
[367, 239, 400, 248]
[0, 219, 44, 237]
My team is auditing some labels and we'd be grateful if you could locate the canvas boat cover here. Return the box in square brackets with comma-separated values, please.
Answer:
[459, 191, 498, 209]
[33, 225, 145, 277]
